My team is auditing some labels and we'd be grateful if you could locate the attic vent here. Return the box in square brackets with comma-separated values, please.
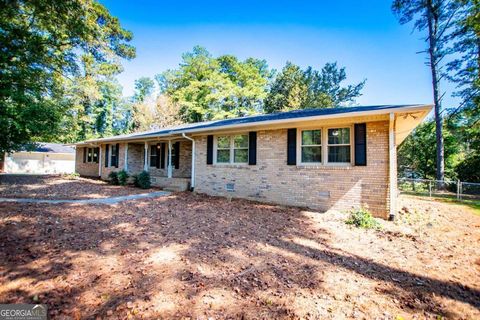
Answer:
[226, 183, 235, 192]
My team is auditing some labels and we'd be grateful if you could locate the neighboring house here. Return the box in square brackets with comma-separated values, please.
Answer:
[75, 104, 432, 219]
[3, 143, 75, 174]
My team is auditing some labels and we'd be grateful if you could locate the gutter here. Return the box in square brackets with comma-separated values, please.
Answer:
[182, 133, 195, 191]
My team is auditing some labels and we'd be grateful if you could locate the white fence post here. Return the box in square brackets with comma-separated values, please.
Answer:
[457, 180, 460, 200]
[429, 180, 432, 197]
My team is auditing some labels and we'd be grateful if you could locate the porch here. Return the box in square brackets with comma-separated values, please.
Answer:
[78, 137, 194, 192]
[122, 138, 193, 191]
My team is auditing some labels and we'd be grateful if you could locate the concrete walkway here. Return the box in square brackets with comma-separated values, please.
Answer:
[0, 191, 171, 205]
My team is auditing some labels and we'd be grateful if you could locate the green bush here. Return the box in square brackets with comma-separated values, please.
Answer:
[345, 206, 381, 230]
[108, 171, 119, 185]
[133, 170, 151, 189]
[63, 172, 80, 180]
[117, 169, 129, 186]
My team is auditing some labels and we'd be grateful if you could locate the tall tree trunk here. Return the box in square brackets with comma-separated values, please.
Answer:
[426, 0, 445, 181]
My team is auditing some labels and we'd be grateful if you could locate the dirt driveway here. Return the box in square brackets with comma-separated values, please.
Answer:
[0, 177, 479, 319]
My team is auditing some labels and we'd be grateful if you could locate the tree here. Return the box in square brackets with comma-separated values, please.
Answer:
[264, 62, 307, 113]
[130, 77, 156, 131]
[157, 46, 272, 123]
[0, 0, 135, 152]
[264, 62, 365, 113]
[392, 0, 458, 181]
[133, 77, 155, 103]
[446, 0, 480, 181]
[398, 120, 460, 179]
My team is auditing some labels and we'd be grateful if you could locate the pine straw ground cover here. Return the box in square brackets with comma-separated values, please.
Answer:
[0, 191, 479, 319]
[0, 175, 156, 200]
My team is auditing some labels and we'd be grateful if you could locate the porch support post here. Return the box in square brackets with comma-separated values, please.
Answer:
[167, 140, 173, 178]
[98, 145, 102, 177]
[124, 143, 129, 172]
[144, 141, 148, 171]
[389, 112, 397, 220]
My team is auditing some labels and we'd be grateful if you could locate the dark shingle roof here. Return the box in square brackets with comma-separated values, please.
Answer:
[137, 104, 422, 137]
[80, 104, 428, 144]
[31, 143, 75, 154]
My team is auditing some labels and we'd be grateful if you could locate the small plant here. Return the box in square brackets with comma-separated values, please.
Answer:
[133, 170, 151, 189]
[108, 171, 119, 185]
[117, 169, 129, 186]
[345, 206, 381, 230]
[63, 172, 80, 180]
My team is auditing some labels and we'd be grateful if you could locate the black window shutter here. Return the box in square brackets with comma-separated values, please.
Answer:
[287, 128, 297, 165]
[83, 147, 86, 163]
[94, 147, 99, 163]
[156, 144, 160, 168]
[248, 131, 257, 165]
[160, 143, 166, 169]
[105, 144, 109, 167]
[354, 123, 367, 166]
[206, 135, 213, 165]
[115, 143, 119, 168]
[174, 142, 180, 169]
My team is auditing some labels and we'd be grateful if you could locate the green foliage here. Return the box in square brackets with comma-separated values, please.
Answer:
[108, 171, 119, 185]
[456, 152, 480, 182]
[264, 62, 365, 113]
[345, 206, 381, 230]
[62, 172, 80, 180]
[117, 170, 129, 186]
[0, 0, 135, 153]
[157, 46, 272, 123]
[133, 77, 155, 103]
[133, 171, 151, 189]
[398, 120, 461, 179]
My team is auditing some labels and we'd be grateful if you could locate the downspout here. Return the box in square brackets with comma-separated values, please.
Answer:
[389, 112, 397, 221]
[182, 133, 195, 191]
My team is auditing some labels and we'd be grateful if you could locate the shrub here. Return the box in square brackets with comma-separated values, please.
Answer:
[133, 170, 151, 189]
[108, 171, 119, 185]
[117, 169, 129, 186]
[345, 206, 381, 230]
[63, 172, 80, 180]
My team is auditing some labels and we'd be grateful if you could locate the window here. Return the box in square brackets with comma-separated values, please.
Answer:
[110, 144, 118, 167]
[150, 145, 158, 167]
[301, 130, 321, 163]
[87, 148, 93, 162]
[170, 142, 178, 167]
[86, 147, 98, 163]
[328, 128, 351, 163]
[215, 134, 249, 164]
[216, 136, 231, 163]
[92, 148, 99, 163]
[233, 135, 248, 163]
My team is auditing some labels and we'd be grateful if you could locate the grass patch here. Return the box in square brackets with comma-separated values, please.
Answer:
[403, 193, 480, 215]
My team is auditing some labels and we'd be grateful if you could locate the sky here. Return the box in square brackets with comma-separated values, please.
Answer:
[100, 0, 458, 108]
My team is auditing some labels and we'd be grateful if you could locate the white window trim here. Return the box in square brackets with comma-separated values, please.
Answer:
[213, 134, 249, 165]
[326, 126, 353, 165]
[298, 128, 322, 165]
[297, 125, 354, 166]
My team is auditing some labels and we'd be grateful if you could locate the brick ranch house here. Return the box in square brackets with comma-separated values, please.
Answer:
[75, 104, 432, 219]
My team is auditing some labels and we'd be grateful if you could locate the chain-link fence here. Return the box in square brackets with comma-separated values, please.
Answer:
[398, 178, 480, 201]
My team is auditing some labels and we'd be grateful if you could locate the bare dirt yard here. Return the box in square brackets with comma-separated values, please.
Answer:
[0, 176, 479, 319]
[0, 174, 157, 200]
